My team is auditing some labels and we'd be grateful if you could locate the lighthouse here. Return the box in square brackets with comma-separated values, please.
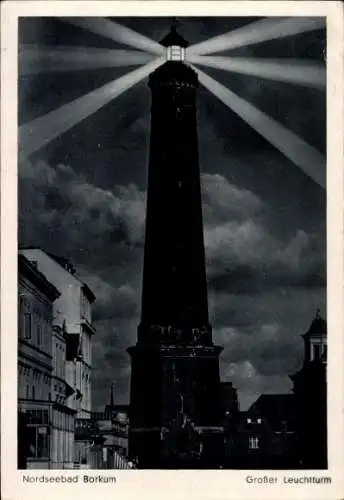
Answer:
[128, 26, 223, 469]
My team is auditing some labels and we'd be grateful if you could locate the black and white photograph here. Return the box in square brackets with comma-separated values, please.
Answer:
[15, 13, 329, 471]
[1, 3, 343, 494]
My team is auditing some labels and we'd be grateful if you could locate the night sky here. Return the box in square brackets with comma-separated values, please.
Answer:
[18, 17, 326, 410]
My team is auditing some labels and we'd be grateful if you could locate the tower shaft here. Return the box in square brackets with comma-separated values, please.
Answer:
[128, 42, 223, 468]
[141, 63, 209, 332]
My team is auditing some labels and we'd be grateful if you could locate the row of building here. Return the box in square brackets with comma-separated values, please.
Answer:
[18, 247, 134, 470]
[18, 248, 95, 468]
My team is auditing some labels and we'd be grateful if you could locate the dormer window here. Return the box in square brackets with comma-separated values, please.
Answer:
[167, 45, 185, 61]
[313, 343, 321, 360]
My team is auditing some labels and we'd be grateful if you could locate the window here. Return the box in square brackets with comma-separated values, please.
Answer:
[247, 418, 252, 424]
[167, 45, 185, 61]
[24, 313, 32, 340]
[32, 386, 35, 400]
[249, 436, 259, 449]
[81, 293, 85, 319]
[37, 322, 42, 347]
[80, 292, 90, 322]
[323, 344, 327, 360]
[313, 343, 321, 360]
[18, 296, 25, 337]
[26, 384, 30, 399]
[257, 418, 262, 424]
[27, 426, 49, 459]
[18, 296, 24, 313]
[25, 409, 49, 425]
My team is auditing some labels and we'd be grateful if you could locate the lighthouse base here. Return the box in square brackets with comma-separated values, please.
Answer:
[128, 342, 224, 468]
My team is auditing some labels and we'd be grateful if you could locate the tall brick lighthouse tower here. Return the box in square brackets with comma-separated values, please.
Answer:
[128, 26, 223, 469]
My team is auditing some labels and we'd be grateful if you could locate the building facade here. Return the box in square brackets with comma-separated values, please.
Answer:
[231, 394, 297, 469]
[50, 323, 76, 468]
[20, 248, 96, 467]
[220, 382, 240, 464]
[91, 405, 130, 468]
[104, 396, 130, 457]
[72, 404, 131, 469]
[18, 254, 60, 469]
[128, 27, 223, 469]
[20, 248, 95, 418]
[290, 311, 327, 468]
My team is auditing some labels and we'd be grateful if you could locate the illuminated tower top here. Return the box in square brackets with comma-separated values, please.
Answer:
[159, 25, 189, 61]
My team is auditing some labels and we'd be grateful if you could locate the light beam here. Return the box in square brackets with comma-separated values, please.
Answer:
[19, 57, 164, 160]
[187, 17, 325, 56]
[189, 55, 325, 89]
[61, 17, 164, 55]
[192, 66, 325, 188]
[19, 45, 156, 75]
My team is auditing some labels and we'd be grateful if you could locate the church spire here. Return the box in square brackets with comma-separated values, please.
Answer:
[109, 382, 115, 408]
[302, 310, 327, 364]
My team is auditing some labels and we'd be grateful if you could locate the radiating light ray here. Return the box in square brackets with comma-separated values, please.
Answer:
[61, 17, 164, 55]
[19, 57, 164, 160]
[187, 17, 325, 56]
[192, 65, 325, 188]
[189, 55, 326, 89]
[19, 45, 156, 75]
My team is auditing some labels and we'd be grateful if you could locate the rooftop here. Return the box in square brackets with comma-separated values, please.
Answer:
[159, 26, 189, 48]
[18, 254, 60, 301]
[20, 246, 96, 303]
[304, 309, 327, 337]
[247, 394, 296, 427]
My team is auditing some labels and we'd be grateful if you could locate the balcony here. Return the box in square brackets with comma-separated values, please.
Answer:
[81, 319, 96, 336]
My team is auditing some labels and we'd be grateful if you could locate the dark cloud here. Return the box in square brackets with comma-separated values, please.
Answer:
[202, 172, 263, 223]
[90, 318, 135, 408]
[201, 173, 325, 294]
[19, 159, 146, 269]
[220, 358, 294, 410]
[77, 272, 140, 322]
